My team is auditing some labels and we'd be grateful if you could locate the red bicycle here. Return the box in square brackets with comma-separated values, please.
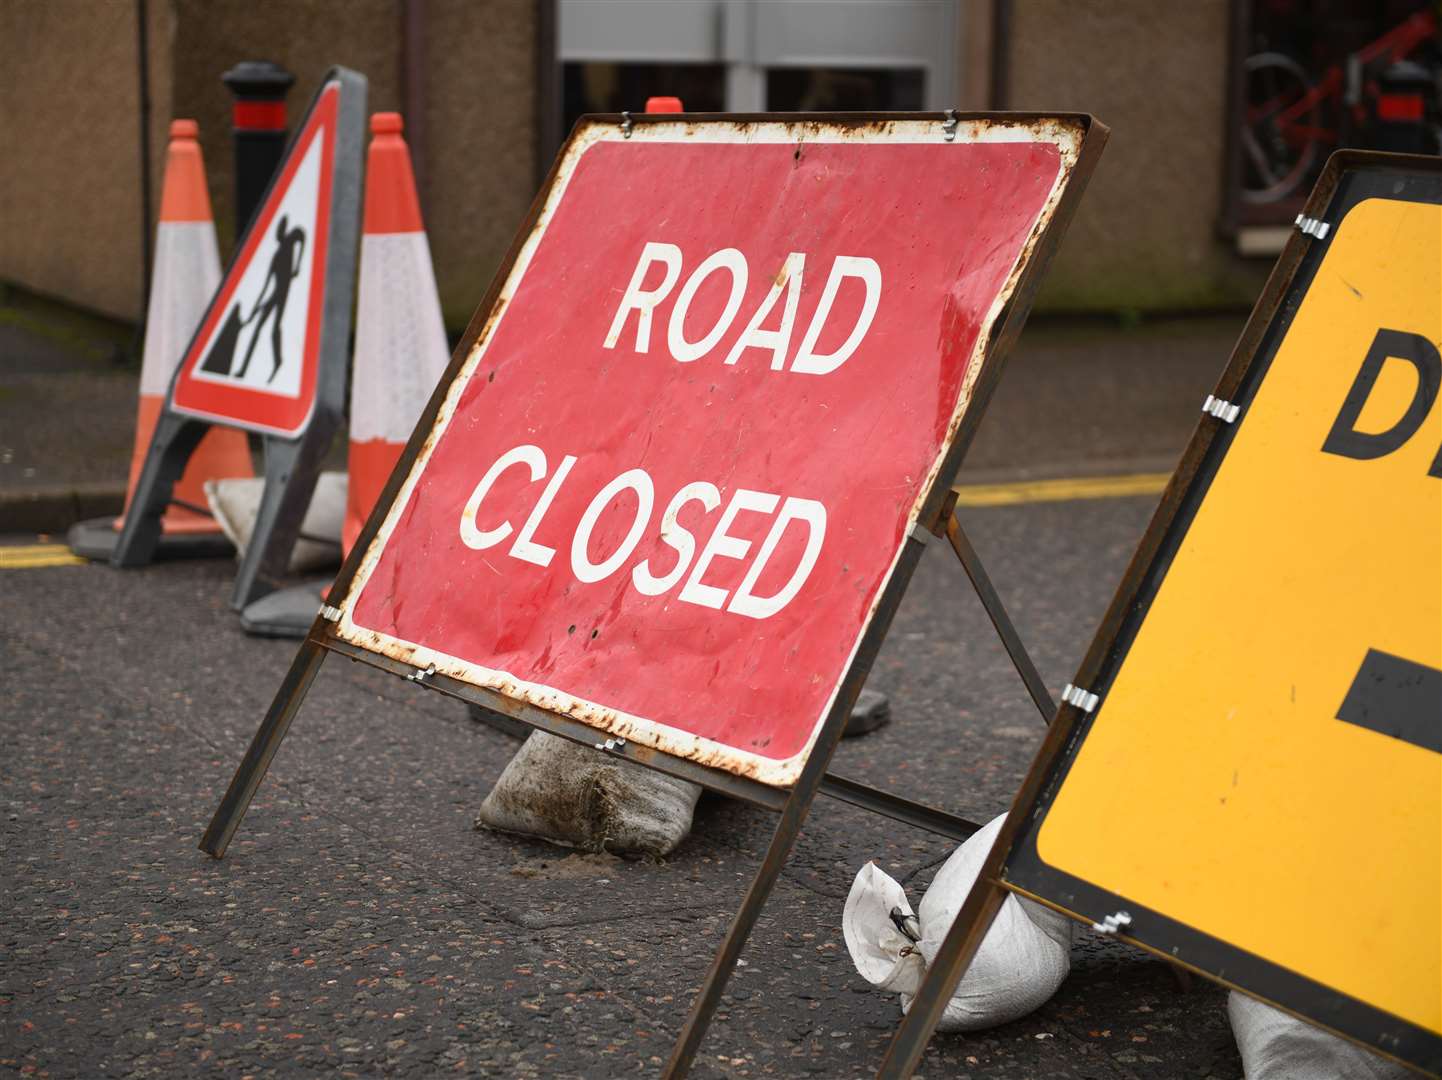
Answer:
[1242, 8, 1439, 203]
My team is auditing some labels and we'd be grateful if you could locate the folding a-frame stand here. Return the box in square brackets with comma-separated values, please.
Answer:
[114, 68, 367, 612]
[199, 111, 1107, 1078]
[877, 150, 1442, 1080]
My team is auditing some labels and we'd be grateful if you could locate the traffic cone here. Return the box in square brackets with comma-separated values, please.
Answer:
[343, 111, 451, 556]
[69, 119, 254, 560]
[240, 111, 448, 636]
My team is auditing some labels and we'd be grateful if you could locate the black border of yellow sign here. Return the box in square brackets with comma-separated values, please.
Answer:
[1005, 151, 1441, 1074]
[876, 150, 1441, 1079]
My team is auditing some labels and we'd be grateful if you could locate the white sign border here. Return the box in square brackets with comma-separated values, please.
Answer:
[335, 118, 1082, 788]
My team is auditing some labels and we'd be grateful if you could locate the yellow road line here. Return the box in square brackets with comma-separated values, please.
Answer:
[0, 475, 1168, 570]
[953, 472, 1171, 507]
[0, 544, 87, 569]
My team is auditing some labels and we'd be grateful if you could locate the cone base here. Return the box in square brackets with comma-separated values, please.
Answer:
[67, 517, 235, 562]
[239, 580, 332, 638]
[112, 507, 232, 536]
[124, 395, 255, 534]
[842, 689, 892, 738]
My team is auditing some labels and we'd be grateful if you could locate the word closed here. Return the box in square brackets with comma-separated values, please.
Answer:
[458, 443, 825, 620]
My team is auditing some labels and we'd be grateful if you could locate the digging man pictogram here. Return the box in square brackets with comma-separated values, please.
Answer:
[234, 214, 306, 383]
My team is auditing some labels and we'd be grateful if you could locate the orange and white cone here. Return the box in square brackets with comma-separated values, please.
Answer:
[240, 112, 447, 638]
[129, 119, 253, 533]
[343, 112, 450, 556]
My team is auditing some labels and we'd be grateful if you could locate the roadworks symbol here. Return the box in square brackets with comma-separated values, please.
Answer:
[201, 214, 307, 387]
[191, 129, 324, 399]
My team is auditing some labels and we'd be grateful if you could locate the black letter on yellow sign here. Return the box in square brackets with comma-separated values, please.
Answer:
[1322, 329, 1442, 477]
[1337, 649, 1442, 755]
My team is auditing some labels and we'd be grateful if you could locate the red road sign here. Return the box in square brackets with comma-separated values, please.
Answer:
[335, 119, 1084, 786]
[170, 80, 341, 438]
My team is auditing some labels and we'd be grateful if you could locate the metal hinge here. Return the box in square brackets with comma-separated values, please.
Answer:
[942, 108, 959, 142]
[1294, 214, 1330, 240]
[595, 736, 627, 752]
[1061, 683, 1100, 712]
[407, 662, 437, 684]
[1091, 910, 1132, 935]
[318, 604, 342, 622]
[620, 110, 633, 138]
[1202, 394, 1240, 423]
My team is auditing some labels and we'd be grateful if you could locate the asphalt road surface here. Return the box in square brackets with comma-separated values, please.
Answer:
[1, 492, 1245, 1078]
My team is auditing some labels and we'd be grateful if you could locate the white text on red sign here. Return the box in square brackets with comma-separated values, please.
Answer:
[604, 243, 881, 372]
[453, 243, 885, 618]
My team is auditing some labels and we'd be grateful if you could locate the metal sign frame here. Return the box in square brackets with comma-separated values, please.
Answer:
[197, 110, 1108, 1077]
[879, 150, 1442, 1079]
[113, 67, 367, 611]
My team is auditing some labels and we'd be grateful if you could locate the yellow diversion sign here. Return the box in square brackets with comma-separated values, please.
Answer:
[1002, 155, 1442, 1074]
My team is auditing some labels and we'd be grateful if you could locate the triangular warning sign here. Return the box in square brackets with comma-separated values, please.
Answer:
[171, 77, 345, 438]
[112, 67, 366, 611]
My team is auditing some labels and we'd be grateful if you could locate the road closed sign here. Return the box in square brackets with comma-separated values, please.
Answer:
[333, 116, 1092, 787]
[1001, 156, 1441, 1072]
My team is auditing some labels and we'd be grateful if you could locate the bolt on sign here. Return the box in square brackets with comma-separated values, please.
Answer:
[879, 152, 1441, 1079]
[336, 117, 1095, 786]
[200, 112, 1107, 1077]
[113, 68, 366, 609]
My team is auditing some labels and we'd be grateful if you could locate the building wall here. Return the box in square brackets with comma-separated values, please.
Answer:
[424, 0, 539, 329]
[169, 0, 405, 254]
[2, 0, 537, 330]
[170, 0, 537, 331]
[1005, 0, 1268, 312]
[0, 0, 165, 320]
[4, 0, 1263, 325]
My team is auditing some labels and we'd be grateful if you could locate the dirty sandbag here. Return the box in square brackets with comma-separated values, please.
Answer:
[204, 471, 346, 573]
[844, 813, 1073, 1032]
[1228, 991, 1413, 1080]
[476, 731, 701, 858]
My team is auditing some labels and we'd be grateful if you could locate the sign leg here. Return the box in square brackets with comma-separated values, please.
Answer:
[662, 768, 832, 1078]
[230, 433, 332, 610]
[663, 530, 931, 1076]
[199, 634, 329, 858]
[875, 875, 1010, 1078]
[111, 411, 209, 567]
[945, 514, 1056, 721]
[660, 772, 824, 1072]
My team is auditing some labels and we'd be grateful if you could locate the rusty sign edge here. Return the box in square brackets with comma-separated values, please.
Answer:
[332, 114, 1091, 789]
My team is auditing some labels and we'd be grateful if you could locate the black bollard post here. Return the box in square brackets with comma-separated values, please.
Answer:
[221, 60, 296, 236]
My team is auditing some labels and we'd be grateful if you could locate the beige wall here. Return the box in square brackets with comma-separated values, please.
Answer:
[5, 0, 1262, 323]
[423, 0, 538, 329]
[1005, 0, 1267, 312]
[2, 0, 537, 329]
[0, 0, 166, 320]
[169, 0, 405, 252]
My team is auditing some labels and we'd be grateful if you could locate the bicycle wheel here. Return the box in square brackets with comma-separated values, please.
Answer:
[1241, 51, 1321, 205]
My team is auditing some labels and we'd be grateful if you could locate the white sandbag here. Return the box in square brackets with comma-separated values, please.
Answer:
[844, 813, 1073, 1032]
[204, 471, 347, 573]
[1228, 991, 1413, 1080]
[476, 731, 701, 857]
